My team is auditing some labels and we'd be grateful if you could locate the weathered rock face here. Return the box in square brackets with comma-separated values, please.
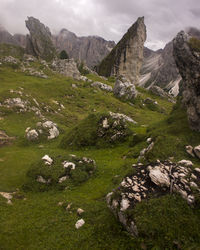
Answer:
[113, 76, 137, 100]
[107, 160, 200, 237]
[25, 17, 56, 61]
[173, 30, 200, 131]
[51, 59, 81, 79]
[53, 29, 115, 68]
[140, 44, 181, 96]
[97, 17, 146, 83]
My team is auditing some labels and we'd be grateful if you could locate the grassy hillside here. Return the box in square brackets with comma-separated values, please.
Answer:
[0, 61, 200, 249]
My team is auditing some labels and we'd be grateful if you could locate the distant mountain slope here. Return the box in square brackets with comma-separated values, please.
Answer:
[53, 29, 115, 68]
[140, 44, 181, 96]
[140, 27, 200, 96]
[0, 25, 19, 46]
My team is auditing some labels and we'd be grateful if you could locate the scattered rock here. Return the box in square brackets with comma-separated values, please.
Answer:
[91, 81, 113, 92]
[107, 160, 200, 237]
[36, 175, 50, 184]
[42, 155, 53, 165]
[178, 159, 193, 167]
[25, 120, 59, 141]
[113, 76, 137, 100]
[26, 129, 39, 141]
[75, 219, 85, 229]
[194, 145, 200, 159]
[63, 162, 76, 170]
[0, 130, 15, 146]
[77, 208, 84, 215]
[109, 111, 137, 124]
[51, 59, 81, 79]
[186, 145, 195, 157]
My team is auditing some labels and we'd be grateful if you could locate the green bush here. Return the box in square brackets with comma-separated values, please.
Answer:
[59, 50, 69, 59]
[78, 62, 89, 75]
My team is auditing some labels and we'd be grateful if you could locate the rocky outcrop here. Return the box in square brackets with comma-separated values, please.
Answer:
[173, 30, 200, 131]
[140, 44, 181, 96]
[97, 17, 146, 83]
[107, 160, 200, 236]
[53, 29, 115, 68]
[51, 58, 80, 79]
[113, 76, 137, 100]
[25, 120, 59, 141]
[0, 130, 14, 146]
[91, 81, 113, 92]
[25, 17, 56, 61]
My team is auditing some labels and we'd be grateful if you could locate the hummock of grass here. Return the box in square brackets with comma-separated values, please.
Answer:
[60, 112, 133, 149]
[23, 155, 96, 192]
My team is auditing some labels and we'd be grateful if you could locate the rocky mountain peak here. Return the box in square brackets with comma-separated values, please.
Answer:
[25, 16, 56, 61]
[97, 17, 146, 83]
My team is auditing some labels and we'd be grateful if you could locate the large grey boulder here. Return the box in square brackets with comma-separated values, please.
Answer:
[113, 76, 137, 100]
[25, 17, 56, 61]
[173, 30, 200, 131]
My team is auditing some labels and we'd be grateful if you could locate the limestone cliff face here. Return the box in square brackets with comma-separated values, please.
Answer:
[173, 30, 200, 131]
[53, 29, 115, 68]
[25, 17, 56, 61]
[97, 17, 146, 83]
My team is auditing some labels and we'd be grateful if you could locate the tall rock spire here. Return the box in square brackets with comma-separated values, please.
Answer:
[97, 17, 146, 83]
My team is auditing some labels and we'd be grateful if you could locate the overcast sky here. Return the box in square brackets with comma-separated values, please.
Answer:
[0, 0, 199, 50]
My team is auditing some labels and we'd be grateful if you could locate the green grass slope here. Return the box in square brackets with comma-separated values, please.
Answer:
[0, 61, 200, 249]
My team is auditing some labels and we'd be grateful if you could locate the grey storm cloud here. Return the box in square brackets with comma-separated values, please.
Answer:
[0, 0, 200, 50]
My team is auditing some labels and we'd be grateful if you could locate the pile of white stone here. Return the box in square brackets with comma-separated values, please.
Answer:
[26, 120, 59, 141]
[107, 159, 200, 236]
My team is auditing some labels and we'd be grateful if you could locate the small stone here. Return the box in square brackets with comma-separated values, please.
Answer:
[77, 208, 84, 215]
[7, 200, 12, 205]
[120, 198, 130, 211]
[178, 160, 193, 167]
[190, 182, 198, 188]
[58, 176, 68, 183]
[194, 145, 200, 159]
[194, 168, 200, 173]
[63, 161, 76, 170]
[187, 195, 195, 204]
[57, 202, 63, 206]
[75, 219, 85, 229]
[147, 138, 152, 143]
[185, 145, 195, 157]
[42, 155, 53, 165]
